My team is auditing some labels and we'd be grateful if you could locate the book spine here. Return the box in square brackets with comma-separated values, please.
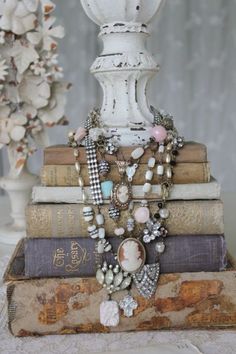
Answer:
[31, 179, 221, 204]
[44, 142, 207, 165]
[24, 235, 227, 278]
[41, 163, 211, 187]
[8, 268, 236, 336]
[26, 200, 224, 238]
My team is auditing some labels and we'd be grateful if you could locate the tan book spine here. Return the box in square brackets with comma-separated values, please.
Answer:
[5, 242, 236, 336]
[41, 162, 210, 186]
[44, 142, 207, 165]
[26, 200, 224, 238]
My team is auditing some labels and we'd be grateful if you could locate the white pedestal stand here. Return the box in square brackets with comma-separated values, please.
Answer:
[0, 167, 38, 245]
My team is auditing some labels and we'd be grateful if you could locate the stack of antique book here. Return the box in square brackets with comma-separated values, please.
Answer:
[5, 140, 236, 337]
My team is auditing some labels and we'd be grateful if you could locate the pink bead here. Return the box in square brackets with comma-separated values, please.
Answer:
[134, 207, 150, 224]
[75, 127, 87, 143]
[150, 125, 167, 143]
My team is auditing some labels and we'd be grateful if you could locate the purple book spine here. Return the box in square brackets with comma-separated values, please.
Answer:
[24, 235, 227, 278]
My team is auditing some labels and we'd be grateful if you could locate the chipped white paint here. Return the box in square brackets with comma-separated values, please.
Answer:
[80, 0, 165, 135]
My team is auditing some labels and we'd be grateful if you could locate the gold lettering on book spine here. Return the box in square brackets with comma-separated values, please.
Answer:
[65, 241, 91, 273]
[53, 248, 66, 267]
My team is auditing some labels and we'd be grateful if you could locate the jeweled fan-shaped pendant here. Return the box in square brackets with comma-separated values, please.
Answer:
[133, 263, 160, 299]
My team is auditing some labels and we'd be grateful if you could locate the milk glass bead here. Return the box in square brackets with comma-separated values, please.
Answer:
[148, 157, 155, 168]
[145, 170, 153, 181]
[157, 165, 164, 176]
[131, 147, 144, 160]
[98, 227, 105, 239]
[96, 214, 104, 225]
[158, 144, 165, 153]
[143, 182, 152, 193]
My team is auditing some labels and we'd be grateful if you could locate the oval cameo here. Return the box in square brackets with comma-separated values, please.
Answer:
[117, 184, 129, 204]
[117, 238, 146, 273]
[112, 182, 132, 210]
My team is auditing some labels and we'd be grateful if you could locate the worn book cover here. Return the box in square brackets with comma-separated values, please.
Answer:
[24, 235, 227, 278]
[44, 142, 207, 165]
[41, 162, 211, 186]
[4, 242, 236, 336]
[32, 178, 221, 203]
[26, 200, 224, 238]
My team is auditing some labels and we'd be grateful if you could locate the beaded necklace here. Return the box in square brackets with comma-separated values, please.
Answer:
[68, 107, 184, 326]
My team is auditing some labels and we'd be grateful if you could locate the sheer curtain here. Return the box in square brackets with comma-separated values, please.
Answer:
[1, 0, 236, 191]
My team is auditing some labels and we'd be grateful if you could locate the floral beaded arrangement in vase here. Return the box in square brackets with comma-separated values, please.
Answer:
[0, 0, 69, 243]
[68, 107, 184, 326]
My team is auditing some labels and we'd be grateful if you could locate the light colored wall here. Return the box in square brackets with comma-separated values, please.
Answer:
[1, 0, 236, 191]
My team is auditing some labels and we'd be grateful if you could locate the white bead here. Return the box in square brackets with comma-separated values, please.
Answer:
[166, 166, 172, 179]
[96, 213, 104, 225]
[145, 170, 153, 181]
[158, 144, 165, 153]
[159, 208, 169, 219]
[98, 227, 105, 239]
[75, 161, 81, 173]
[78, 176, 84, 187]
[83, 206, 92, 212]
[97, 243, 105, 254]
[104, 244, 112, 252]
[82, 191, 88, 203]
[155, 242, 165, 253]
[157, 165, 164, 176]
[131, 147, 144, 160]
[165, 153, 171, 164]
[88, 225, 98, 239]
[148, 157, 155, 168]
[114, 227, 125, 236]
[143, 182, 152, 193]
[83, 206, 93, 222]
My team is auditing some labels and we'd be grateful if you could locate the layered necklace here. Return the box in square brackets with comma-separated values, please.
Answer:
[68, 107, 184, 326]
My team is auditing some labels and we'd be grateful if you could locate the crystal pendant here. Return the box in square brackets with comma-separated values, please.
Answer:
[133, 263, 160, 299]
[119, 295, 138, 318]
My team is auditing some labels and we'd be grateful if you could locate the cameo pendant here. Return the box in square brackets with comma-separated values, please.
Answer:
[112, 181, 132, 210]
[117, 238, 146, 274]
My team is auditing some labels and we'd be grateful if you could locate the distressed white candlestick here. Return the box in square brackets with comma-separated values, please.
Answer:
[80, 0, 165, 145]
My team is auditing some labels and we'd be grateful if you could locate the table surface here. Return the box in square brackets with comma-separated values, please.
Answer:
[0, 193, 236, 354]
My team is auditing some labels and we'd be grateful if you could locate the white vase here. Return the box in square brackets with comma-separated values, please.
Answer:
[0, 166, 39, 245]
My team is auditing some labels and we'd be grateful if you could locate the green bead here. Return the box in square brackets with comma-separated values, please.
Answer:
[101, 181, 113, 199]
